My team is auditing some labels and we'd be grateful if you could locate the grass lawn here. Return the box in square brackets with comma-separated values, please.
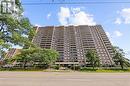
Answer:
[80, 67, 130, 73]
[0, 67, 130, 72]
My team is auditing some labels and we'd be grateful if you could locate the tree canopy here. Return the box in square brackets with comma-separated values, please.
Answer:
[0, 0, 35, 58]
[85, 50, 100, 69]
[11, 48, 59, 68]
[112, 46, 130, 69]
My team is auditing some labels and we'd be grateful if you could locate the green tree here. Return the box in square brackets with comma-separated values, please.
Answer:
[0, 0, 35, 58]
[85, 50, 100, 69]
[113, 46, 129, 69]
[31, 48, 59, 68]
[12, 48, 59, 69]
[12, 48, 35, 68]
[42, 49, 59, 67]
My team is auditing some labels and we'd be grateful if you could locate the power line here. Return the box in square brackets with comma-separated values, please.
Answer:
[22, 2, 130, 5]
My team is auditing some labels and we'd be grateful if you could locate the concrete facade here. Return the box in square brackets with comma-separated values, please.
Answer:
[33, 25, 114, 66]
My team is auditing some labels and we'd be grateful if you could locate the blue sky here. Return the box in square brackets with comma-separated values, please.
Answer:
[21, 0, 130, 58]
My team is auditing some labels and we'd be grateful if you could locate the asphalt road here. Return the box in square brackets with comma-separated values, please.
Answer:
[0, 72, 130, 86]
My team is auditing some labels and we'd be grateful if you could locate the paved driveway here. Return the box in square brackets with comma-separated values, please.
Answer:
[0, 72, 130, 86]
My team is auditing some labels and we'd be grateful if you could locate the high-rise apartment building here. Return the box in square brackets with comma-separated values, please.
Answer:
[32, 25, 114, 66]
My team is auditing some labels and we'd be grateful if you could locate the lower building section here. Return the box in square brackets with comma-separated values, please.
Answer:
[5, 48, 21, 59]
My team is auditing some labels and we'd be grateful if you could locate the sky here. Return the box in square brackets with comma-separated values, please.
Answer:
[21, 0, 130, 59]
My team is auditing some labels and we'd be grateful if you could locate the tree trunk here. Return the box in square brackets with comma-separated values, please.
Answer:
[92, 63, 94, 70]
[120, 62, 124, 70]
[23, 61, 27, 69]
[92, 62, 95, 70]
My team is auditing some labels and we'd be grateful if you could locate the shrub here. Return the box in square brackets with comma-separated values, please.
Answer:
[70, 65, 81, 70]
[51, 65, 60, 70]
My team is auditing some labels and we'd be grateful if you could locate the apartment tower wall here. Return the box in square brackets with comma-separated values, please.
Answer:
[32, 25, 114, 65]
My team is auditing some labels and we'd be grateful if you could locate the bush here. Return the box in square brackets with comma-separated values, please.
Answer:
[80, 67, 97, 71]
[51, 65, 60, 70]
[33, 64, 49, 69]
[70, 65, 81, 70]
[0, 67, 45, 71]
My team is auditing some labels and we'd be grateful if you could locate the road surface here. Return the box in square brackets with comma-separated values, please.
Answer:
[0, 72, 130, 86]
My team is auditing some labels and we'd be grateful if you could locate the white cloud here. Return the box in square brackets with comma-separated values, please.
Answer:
[106, 32, 114, 44]
[121, 8, 130, 24]
[58, 7, 96, 25]
[47, 13, 51, 19]
[106, 31, 123, 38]
[115, 18, 122, 24]
[58, 7, 70, 25]
[34, 24, 41, 27]
[105, 30, 123, 45]
[115, 8, 130, 24]
[105, 31, 115, 45]
[106, 32, 111, 38]
[114, 31, 123, 37]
